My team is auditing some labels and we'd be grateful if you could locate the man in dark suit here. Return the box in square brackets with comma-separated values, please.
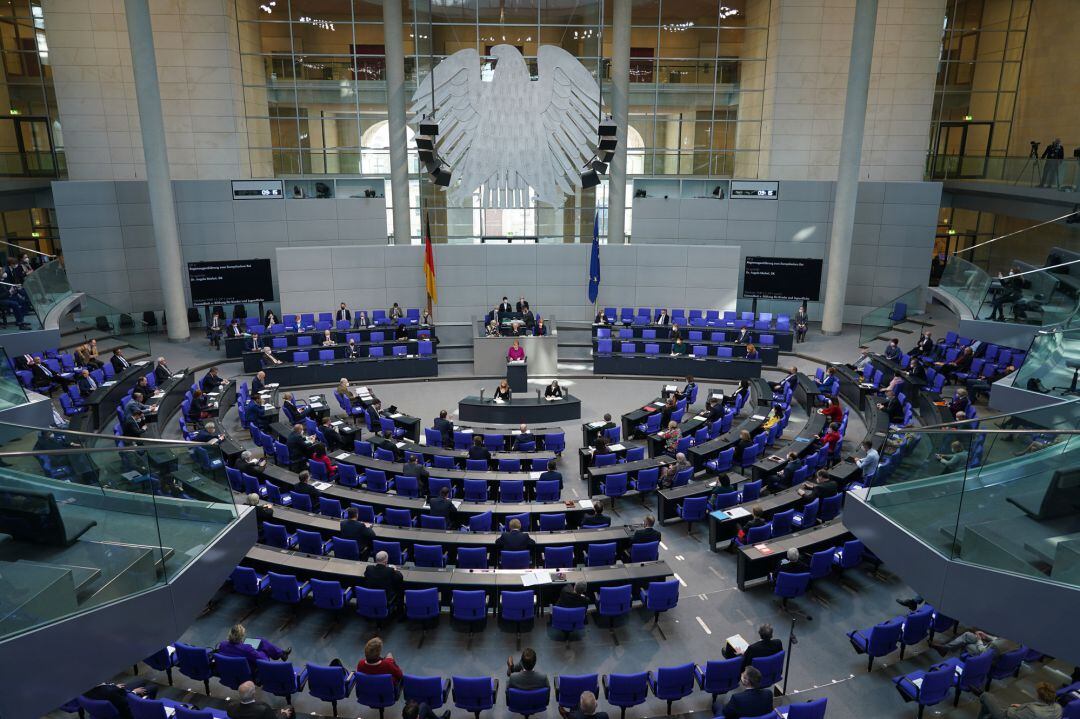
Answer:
[498, 297, 513, 315]
[910, 330, 934, 357]
[495, 518, 535, 558]
[110, 348, 130, 373]
[282, 393, 312, 423]
[654, 309, 670, 325]
[515, 296, 530, 313]
[319, 417, 344, 452]
[76, 369, 98, 397]
[876, 389, 903, 424]
[340, 506, 375, 557]
[734, 327, 751, 344]
[402, 455, 430, 494]
[246, 398, 270, 431]
[729, 624, 784, 667]
[122, 409, 145, 442]
[191, 420, 223, 443]
[291, 469, 320, 500]
[468, 436, 491, 462]
[433, 409, 454, 448]
[427, 486, 455, 521]
[227, 681, 295, 719]
[364, 550, 404, 608]
[28, 357, 58, 388]
[227, 319, 244, 338]
[251, 370, 267, 394]
[201, 367, 225, 393]
[83, 681, 159, 719]
[799, 470, 838, 502]
[771, 366, 799, 394]
[514, 423, 534, 449]
[720, 667, 772, 718]
[335, 303, 352, 323]
[248, 333, 263, 352]
[778, 547, 810, 575]
[631, 515, 661, 544]
[153, 357, 172, 383]
[506, 647, 549, 690]
[286, 424, 309, 466]
[556, 581, 591, 609]
[706, 397, 726, 422]
[365, 401, 383, 430]
[538, 459, 562, 487]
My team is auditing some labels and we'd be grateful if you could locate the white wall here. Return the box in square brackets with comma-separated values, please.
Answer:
[276, 244, 742, 324]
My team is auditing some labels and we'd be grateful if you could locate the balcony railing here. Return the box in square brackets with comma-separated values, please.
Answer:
[927, 154, 1080, 191]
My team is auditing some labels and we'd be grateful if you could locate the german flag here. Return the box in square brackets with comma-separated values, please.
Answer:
[423, 212, 437, 310]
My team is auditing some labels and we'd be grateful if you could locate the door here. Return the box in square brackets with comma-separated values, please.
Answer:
[12, 116, 55, 176]
[930, 121, 994, 179]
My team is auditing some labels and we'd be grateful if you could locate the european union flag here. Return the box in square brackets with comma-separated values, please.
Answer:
[588, 211, 601, 304]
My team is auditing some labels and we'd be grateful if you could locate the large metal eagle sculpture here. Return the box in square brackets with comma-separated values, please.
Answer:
[410, 44, 601, 208]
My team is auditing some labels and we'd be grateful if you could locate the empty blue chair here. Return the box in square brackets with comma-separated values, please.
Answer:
[694, 657, 743, 701]
[544, 545, 574, 568]
[771, 508, 795, 537]
[414, 543, 447, 568]
[500, 589, 536, 637]
[751, 650, 785, 687]
[463, 478, 489, 502]
[554, 674, 599, 709]
[355, 672, 402, 719]
[230, 566, 268, 598]
[501, 549, 531, 569]
[833, 539, 864, 570]
[538, 513, 566, 531]
[214, 654, 252, 691]
[777, 697, 828, 719]
[640, 579, 679, 623]
[373, 539, 408, 565]
[433, 454, 456, 470]
[603, 672, 650, 719]
[893, 663, 955, 719]
[257, 660, 308, 704]
[125, 696, 170, 719]
[550, 605, 587, 645]
[452, 676, 498, 719]
[307, 662, 357, 717]
[404, 588, 441, 637]
[631, 467, 659, 497]
[466, 458, 489, 471]
[384, 508, 414, 528]
[457, 546, 488, 569]
[676, 496, 708, 534]
[174, 642, 214, 694]
[172, 707, 215, 719]
[842, 613, 902, 669]
[648, 663, 696, 714]
[819, 493, 843, 521]
[467, 511, 492, 532]
[774, 571, 811, 616]
[988, 646, 1027, 687]
[268, 572, 311, 607]
[597, 584, 633, 630]
[319, 497, 345, 518]
[706, 447, 735, 474]
[629, 541, 659, 562]
[78, 697, 121, 718]
[535, 480, 561, 502]
[500, 480, 525, 503]
[420, 514, 448, 530]
[142, 647, 179, 686]
[396, 474, 420, 498]
[594, 452, 617, 468]
[287, 492, 312, 512]
[498, 458, 521, 472]
[599, 473, 627, 508]
[899, 606, 935, 659]
[451, 590, 488, 635]
[792, 498, 819, 530]
[404, 674, 452, 710]
[355, 587, 390, 624]
[310, 578, 352, 611]
[296, 529, 326, 555]
[947, 650, 995, 707]
[586, 542, 617, 567]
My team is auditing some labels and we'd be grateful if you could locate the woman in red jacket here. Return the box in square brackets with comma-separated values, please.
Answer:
[816, 422, 842, 465]
[355, 637, 403, 685]
[819, 396, 844, 424]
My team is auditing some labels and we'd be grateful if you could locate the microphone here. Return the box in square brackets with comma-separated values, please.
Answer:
[480, 388, 486, 402]
[536, 388, 541, 401]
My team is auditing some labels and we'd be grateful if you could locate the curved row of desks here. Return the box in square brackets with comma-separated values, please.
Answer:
[228, 325, 430, 360]
[593, 353, 763, 380]
[263, 355, 438, 386]
[594, 323, 794, 351]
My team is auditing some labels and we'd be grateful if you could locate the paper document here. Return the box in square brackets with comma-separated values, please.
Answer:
[171, 373, 185, 379]
[710, 510, 731, 521]
[727, 507, 751, 519]
[751, 415, 766, 421]
[608, 444, 625, 452]
[726, 634, 749, 654]
[335, 452, 351, 460]
[520, 570, 552, 587]
[391, 413, 403, 418]
[451, 499, 463, 509]
[578, 499, 594, 510]
[530, 472, 542, 479]
[587, 421, 605, 428]
[313, 481, 331, 490]
[664, 385, 678, 393]
[493, 398, 506, 404]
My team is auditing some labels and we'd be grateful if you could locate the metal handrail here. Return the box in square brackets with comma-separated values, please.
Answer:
[0, 419, 207, 446]
[0, 239, 54, 258]
[952, 211, 1077, 256]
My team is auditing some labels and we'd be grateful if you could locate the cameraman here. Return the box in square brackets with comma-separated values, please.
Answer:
[1039, 138, 1064, 188]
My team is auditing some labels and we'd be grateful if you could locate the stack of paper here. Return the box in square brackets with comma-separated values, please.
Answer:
[520, 570, 552, 587]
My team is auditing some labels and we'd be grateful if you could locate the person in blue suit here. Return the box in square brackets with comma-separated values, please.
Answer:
[720, 667, 773, 718]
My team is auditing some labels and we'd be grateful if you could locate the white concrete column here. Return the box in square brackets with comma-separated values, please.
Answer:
[821, 0, 879, 335]
[123, 0, 189, 340]
[606, 0, 631, 244]
[383, 0, 411, 244]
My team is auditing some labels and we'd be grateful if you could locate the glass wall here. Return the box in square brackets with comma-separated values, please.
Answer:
[926, 0, 1031, 180]
[236, 0, 768, 242]
[0, 0, 63, 177]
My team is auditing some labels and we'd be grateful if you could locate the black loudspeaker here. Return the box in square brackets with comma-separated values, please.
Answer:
[598, 118, 617, 137]
[419, 119, 439, 136]
[580, 168, 600, 189]
[431, 166, 452, 186]
[416, 135, 435, 151]
[418, 148, 435, 165]
[599, 136, 617, 151]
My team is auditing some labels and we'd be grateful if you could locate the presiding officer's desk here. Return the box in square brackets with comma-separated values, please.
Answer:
[472, 317, 558, 376]
[736, 519, 852, 589]
[255, 463, 596, 522]
[458, 395, 582, 424]
[706, 485, 811, 552]
[262, 354, 438, 386]
[594, 352, 763, 381]
[256, 500, 639, 560]
[245, 544, 673, 607]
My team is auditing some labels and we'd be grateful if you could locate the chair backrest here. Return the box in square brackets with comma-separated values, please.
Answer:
[538, 512, 566, 531]
[629, 541, 659, 562]
[867, 617, 905, 654]
[536, 480, 561, 502]
[644, 579, 680, 611]
[544, 545, 574, 568]
[467, 511, 492, 532]
[597, 584, 633, 615]
[174, 642, 212, 679]
[457, 546, 488, 568]
[901, 606, 934, 645]
[750, 650, 785, 686]
[373, 539, 405, 564]
[586, 541, 617, 566]
[916, 666, 956, 703]
[606, 672, 649, 705]
[787, 697, 828, 719]
[655, 663, 696, 697]
[507, 687, 550, 716]
[414, 543, 446, 568]
[214, 653, 253, 689]
[356, 672, 399, 707]
[307, 663, 352, 701]
[959, 650, 995, 691]
[500, 549, 531, 569]
[699, 657, 743, 695]
[355, 587, 389, 618]
[78, 696, 121, 719]
[404, 674, 449, 708]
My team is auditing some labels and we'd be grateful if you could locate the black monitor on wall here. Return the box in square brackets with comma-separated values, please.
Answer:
[187, 259, 275, 305]
[742, 256, 823, 301]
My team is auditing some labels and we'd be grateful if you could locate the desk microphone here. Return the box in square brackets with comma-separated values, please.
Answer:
[536, 389, 541, 401]
[480, 388, 486, 402]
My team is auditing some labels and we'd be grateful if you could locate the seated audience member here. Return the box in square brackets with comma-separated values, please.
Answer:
[706, 397, 726, 422]
[190, 420, 222, 443]
[815, 366, 838, 393]
[260, 346, 282, 366]
[82, 681, 158, 719]
[389, 303, 404, 322]
[949, 388, 971, 415]
[506, 647, 549, 689]
[669, 323, 682, 342]
[290, 469, 319, 499]
[593, 309, 609, 325]
[282, 392, 311, 422]
[427, 486, 454, 522]
[778, 547, 810, 575]
[730, 379, 751, 408]
[907, 355, 928, 382]
[815, 421, 842, 461]
[877, 390, 904, 424]
[264, 309, 278, 327]
[188, 389, 212, 420]
[557, 581, 591, 608]
[237, 450, 266, 475]
[762, 404, 784, 430]
[819, 396, 844, 424]
[396, 322, 409, 341]
[853, 439, 879, 484]
[153, 356, 171, 382]
[732, 429, 754, 463]
[433, 409, 454, 447]
[581, 502, 610, 528]
[495, 518, 535, 554]
[251, 370, 268, 394]
[966, 363, 1014, 402]
[733, 623, 783, 665]
[771, 366, 799, 394]
[468, 435, 491, 462]
[201, 367, 226, 393]
[977, 681, 1060, 719]
[674, 375, 696, 401]
[354, 310, 369, 328]
[76, 369, 98, 397]
[356, 636, 404, 685]
[514, 424, 535, 449]
[319, 416, 343, 451]
[559, 691, 608, 719]
[631, 515, 661, 544]
[734, 505, 767, 543]
[534, 317, 548, 336]
[720, 667, 773, 718]
[883, 337, 901, 362]
[110, 348, 131, 373]
[228, 685, 298, 719]
[660, 421, 681, 455]
[539, 459, 562, 486]
[364, 552, 405, 608]
[935, 440, 969, 473]
[486, 319, 501, 337]
[910, 330, 934, 357]
[516, 296, 530, 313]
[545, 379, 563, 398]
[734, 326, 751, 344]
[798, 469, 838, 501]
[932, 628, 1009, 657]
[310, 444, 337, 478]
[671, 337, 689, 356]
[655, 308, 670, 325]
[246, 492, 274, 524]
[287, 424, 310, 465]
[744, 343, 760, 361]
[936, 345, 974, 379]
[340, 506, 376, 557]
[321, 329, 335, 347]
[402, 454, 429, 493]
[227, 318, 244, 338]
[216, 624, 290, 673]
[771, 452, 802, 491]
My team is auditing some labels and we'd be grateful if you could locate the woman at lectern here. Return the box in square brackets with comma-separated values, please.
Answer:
[494, 380, 512, 402]
[507, 338, 526, 363]
[545, 380, 563, 398]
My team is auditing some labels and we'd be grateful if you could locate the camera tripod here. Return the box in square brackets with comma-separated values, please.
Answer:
[1014, 143, 1041, 186]
[1052, 362, 1080, 397]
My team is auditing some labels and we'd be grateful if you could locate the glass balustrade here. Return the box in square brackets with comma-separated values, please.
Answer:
[937, 255, 993, 319]
[0, 420, 238, 642]
[1013, 327, 1080, 396]
[975, 264, 1080, 328]
[20, 258, 73, 326]
[858, 286, 926, 346]
[927, 155, 1080, 191]
[865, 399, 1080, 587]
[0, 349, 28, 411]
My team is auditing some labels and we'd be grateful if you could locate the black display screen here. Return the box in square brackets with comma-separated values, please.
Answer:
[187, 259, 274, 305]
[742, 256, 823, 301]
